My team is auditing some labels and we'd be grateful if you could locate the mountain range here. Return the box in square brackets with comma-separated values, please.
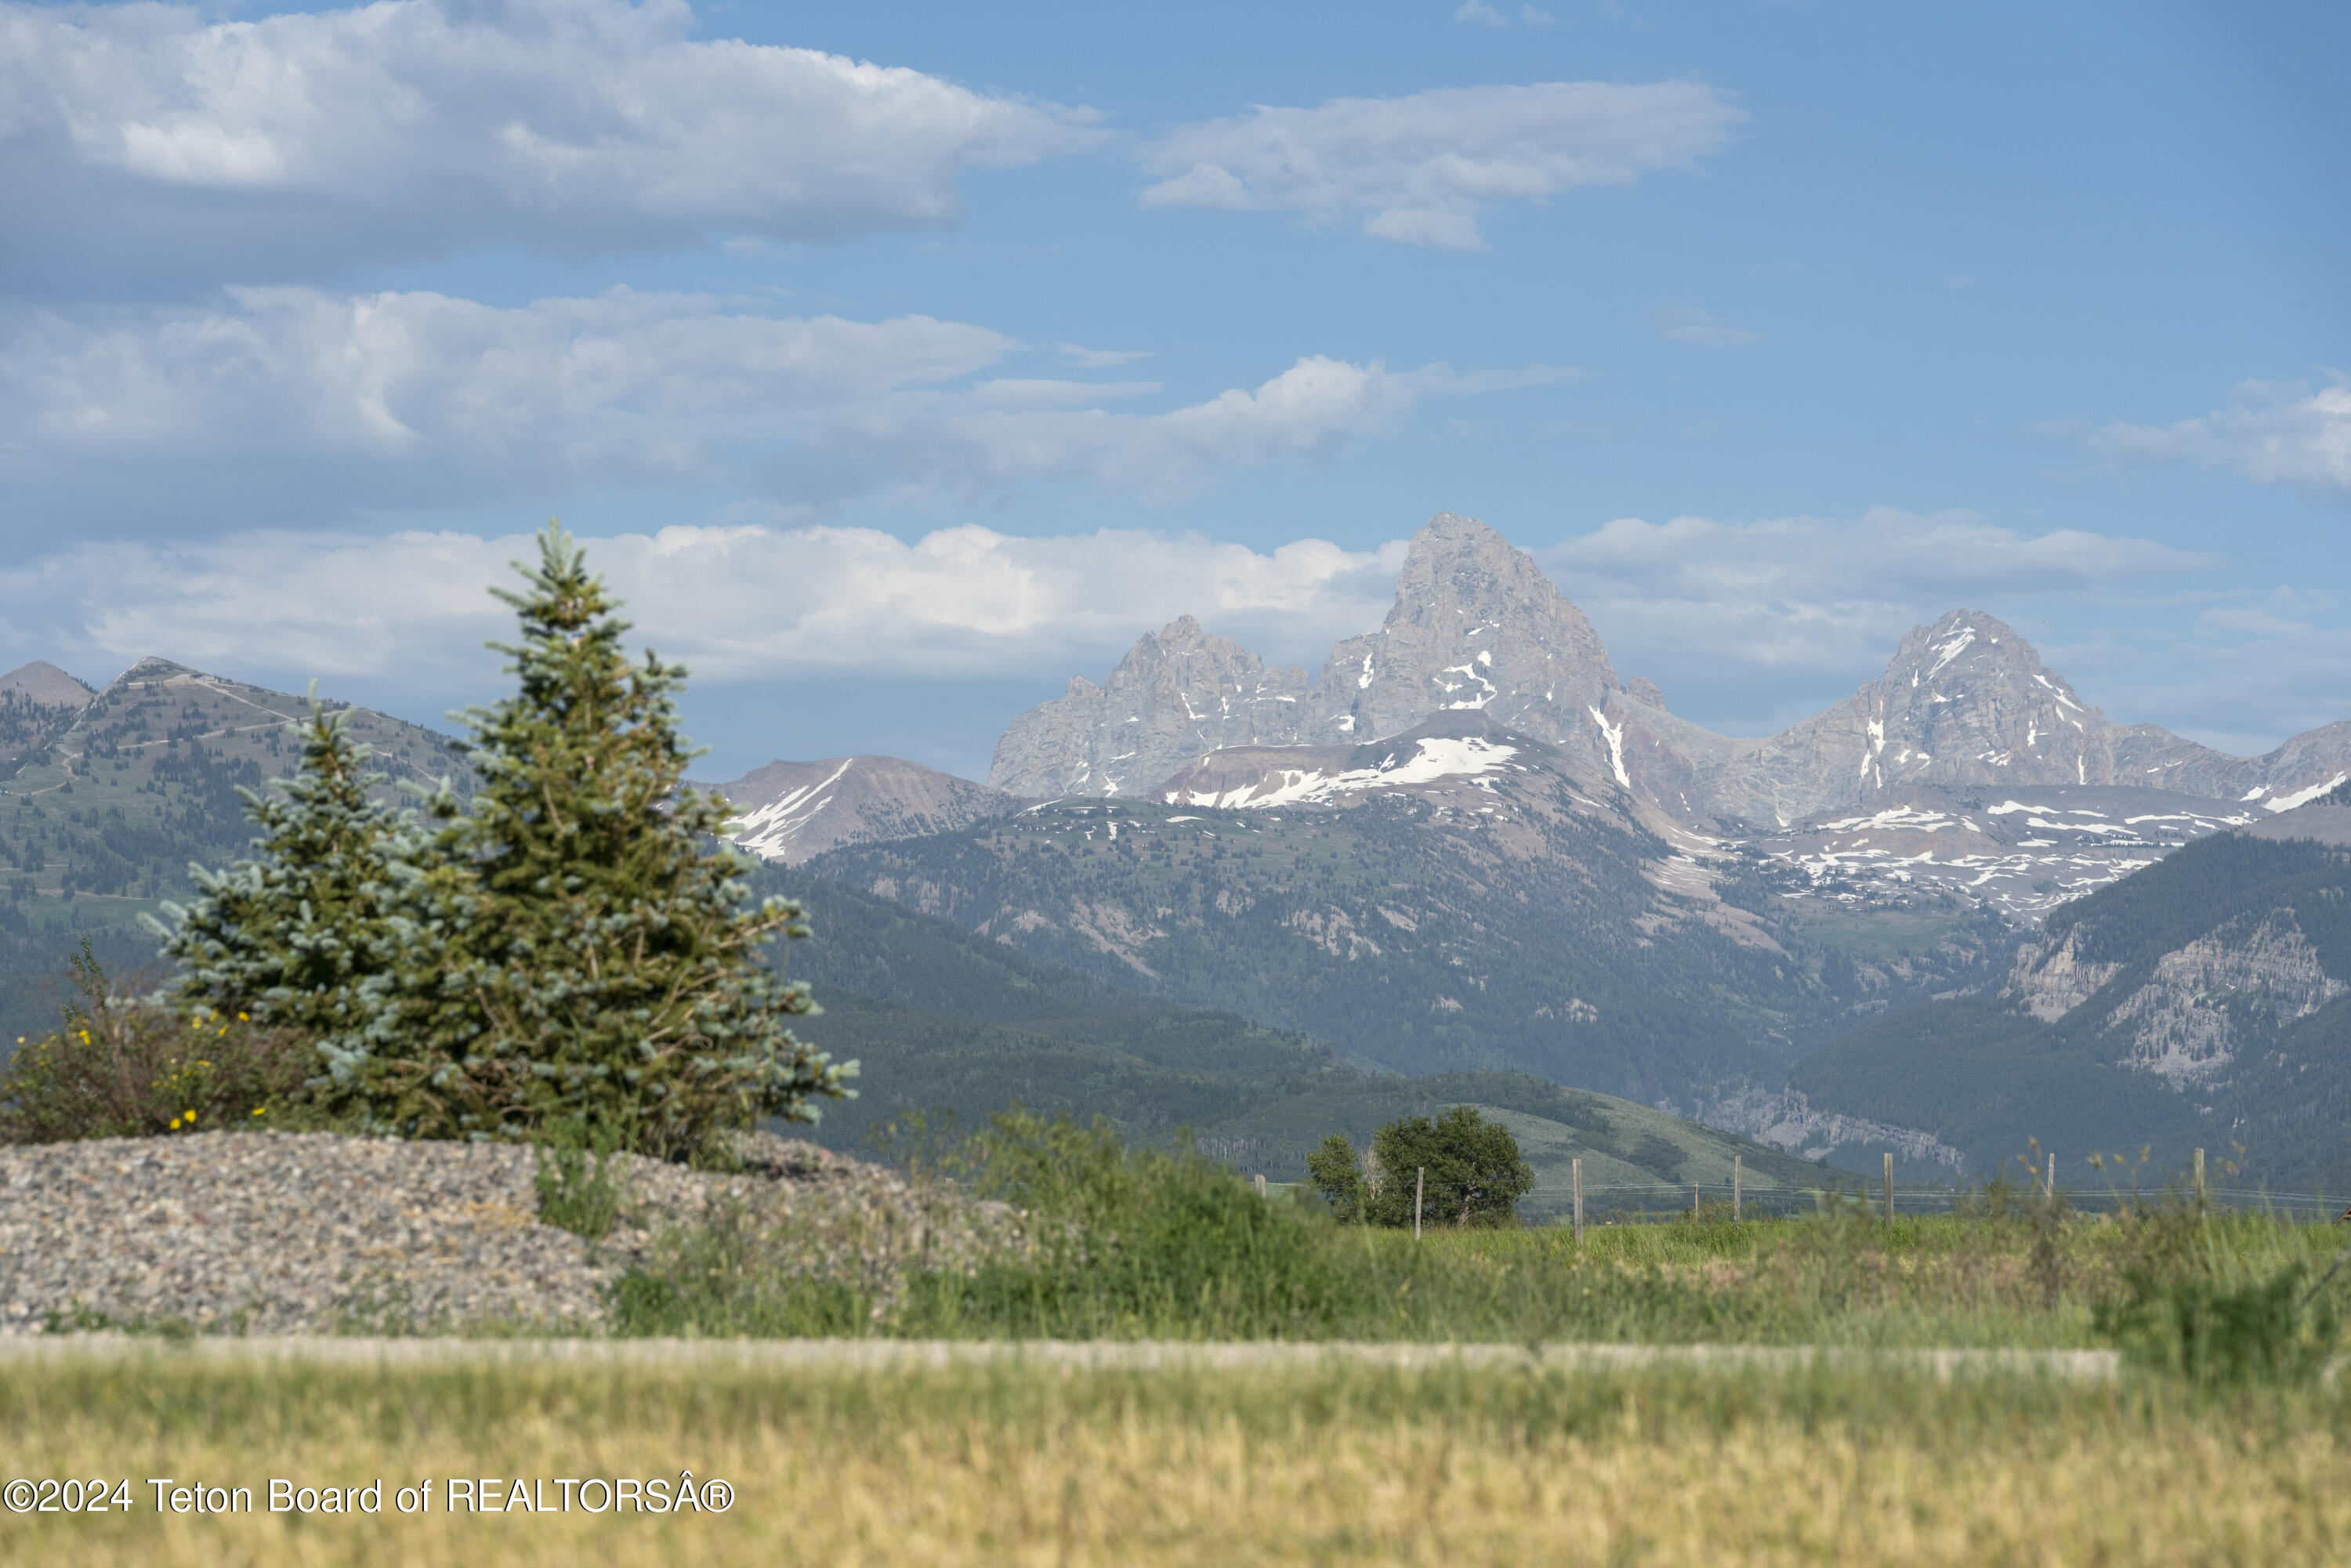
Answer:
[986, 514, 2351, 831]
[8, 511, 2349, 1187]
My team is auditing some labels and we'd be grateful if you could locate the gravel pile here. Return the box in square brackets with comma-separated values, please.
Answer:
[0, 1130, 1022, 1336]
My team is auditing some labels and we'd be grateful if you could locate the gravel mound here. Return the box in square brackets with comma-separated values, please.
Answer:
[0, 1130, 1020, 1336]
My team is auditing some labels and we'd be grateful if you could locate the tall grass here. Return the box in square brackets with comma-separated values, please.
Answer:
[609, 1111, 2351, 1370]
[6, 1354, 2351, 1565]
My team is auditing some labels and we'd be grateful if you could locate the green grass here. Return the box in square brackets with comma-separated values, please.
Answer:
[607, 1113, 2351, 1365]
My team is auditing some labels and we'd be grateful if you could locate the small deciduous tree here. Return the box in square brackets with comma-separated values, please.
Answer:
[1304, 1109, 1531, 1228]
[1371, 1107, 1532, 1228]
[1304, 1132, 1367, 1220]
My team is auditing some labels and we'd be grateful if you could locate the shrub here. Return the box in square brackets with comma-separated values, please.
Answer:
[2097, 1265, 2339, 1383]
[0, 944, 313, 1143]
[929, 1110, 1341, 1338]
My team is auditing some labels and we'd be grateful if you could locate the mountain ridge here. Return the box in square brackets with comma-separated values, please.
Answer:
[984, 515, 2350, 833]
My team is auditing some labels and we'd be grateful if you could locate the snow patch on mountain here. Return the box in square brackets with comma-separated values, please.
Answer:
[1165, 734, 1520, 809]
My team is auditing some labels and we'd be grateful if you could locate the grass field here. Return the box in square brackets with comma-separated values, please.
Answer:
[12, 1117, 2349, 1562]
[5, 1352, 2350, 1566]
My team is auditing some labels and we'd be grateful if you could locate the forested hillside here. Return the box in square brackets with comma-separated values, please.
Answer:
[802, 770, 2011, 1108]
[1791, 828, 2351, 1190]
[755, 861, 1840, 1206]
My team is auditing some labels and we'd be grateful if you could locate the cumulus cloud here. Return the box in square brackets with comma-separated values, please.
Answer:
[0, 287, 1552, 520]
[0, 0, 1103, 292]
[1542, 509, 2216, 722]
[1136, 81, 1742, 250]
[2093, 375, 2351, 500]
[765, 355, 1571, 507]
[0, 524, 1411, 690]
[1652, 303, 1761, 346]
[2089, 603, 2351, 759]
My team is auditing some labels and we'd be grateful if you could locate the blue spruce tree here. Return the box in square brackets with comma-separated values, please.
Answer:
[150, 699, 470, 1131]
[443, 522, 851, 1159]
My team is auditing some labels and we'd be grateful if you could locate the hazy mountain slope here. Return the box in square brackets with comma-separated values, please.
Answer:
[702, 755, 1018, 865]
[1, 657, 473, 907]
[753, 860, 1837, 1204]
[1777, 812, 2351, 1188]
[0, 662, 95, 773]
[810, 712, 2009, 1104]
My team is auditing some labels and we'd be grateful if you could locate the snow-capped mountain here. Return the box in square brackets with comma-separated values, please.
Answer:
[989, 513, 1629, 798]
[987, 514, 2351, 853]
[702, 755, 1018, 865]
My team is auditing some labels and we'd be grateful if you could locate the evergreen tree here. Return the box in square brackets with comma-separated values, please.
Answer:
[149, 699, 459, 1126]
[444, 522, 850, 1158]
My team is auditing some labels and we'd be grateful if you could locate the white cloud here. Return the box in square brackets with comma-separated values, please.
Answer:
[0, 524, 1411, 688]
[1652, 303, 1761, 346]
[1543, 509, 2216, 697]
[0, 0, 1103, 290]
[1454, 2, 1509, 26]
[1522, 6, 1559, 24]
[2094, 375, 2351, 500]
[1058, 343, 1154, 368]
[0, 287, 1555, 515]
[766, 355, 1570, 506]
[1136, 81, 1743, 250]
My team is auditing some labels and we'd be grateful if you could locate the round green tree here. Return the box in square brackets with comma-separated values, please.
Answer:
[1366, 1106, 1533, 1229]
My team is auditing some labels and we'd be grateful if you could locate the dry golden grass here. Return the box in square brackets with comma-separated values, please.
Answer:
[3, 1356, 2347, 1566]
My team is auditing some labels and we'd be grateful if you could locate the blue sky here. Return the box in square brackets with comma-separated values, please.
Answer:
[0, 0, 2343, 780]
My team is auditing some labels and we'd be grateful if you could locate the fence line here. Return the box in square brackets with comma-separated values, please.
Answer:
[1525, 1182, 2346, 1222]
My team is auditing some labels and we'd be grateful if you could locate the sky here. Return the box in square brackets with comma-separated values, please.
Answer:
[0, 0, 2344, 782]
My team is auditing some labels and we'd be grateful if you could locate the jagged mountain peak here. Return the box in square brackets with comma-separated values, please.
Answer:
[987, 609, 1313, 798]
[1882, 610, 2095, 713]
[1306, 512, 1617, 748]
[1853, 610, 2110, 790]
[987, 519, 2351, 830]
[988, 512, 1627, 798]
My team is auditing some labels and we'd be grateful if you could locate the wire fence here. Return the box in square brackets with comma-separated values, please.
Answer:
[1520, 1182, 2351, 1225]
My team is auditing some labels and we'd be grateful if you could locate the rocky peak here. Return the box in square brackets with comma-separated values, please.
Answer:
[1852, 610, 2112, 794]
[1302, 513, 1620, 759]
[987, 616, 1311, 797]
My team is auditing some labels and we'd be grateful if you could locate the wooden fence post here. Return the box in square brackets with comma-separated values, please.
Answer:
[1693, 1184, 1700, 1217]
[1884, 1152, 1894, 1223]
[2194, 1147, 2206, 1207]
[1733, 1155, 1742, 1222]
[1255, 1173, 1267, 1199]
[1415, 1167, 1425, 1240]
[2046, 1153, 2056, 1208]
[1572, 1157, 1584, 1242]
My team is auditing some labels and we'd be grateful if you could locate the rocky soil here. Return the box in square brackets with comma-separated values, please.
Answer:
[0, 1130, 1021, 1336]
